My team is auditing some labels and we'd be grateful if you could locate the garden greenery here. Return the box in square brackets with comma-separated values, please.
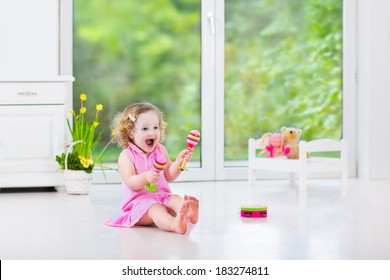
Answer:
[74, 0, 342, 162]
[56, 93, 112, 173]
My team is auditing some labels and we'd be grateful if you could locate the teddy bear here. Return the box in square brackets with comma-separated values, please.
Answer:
[281, 126, 302, 159]
[259, 133, 291, 158]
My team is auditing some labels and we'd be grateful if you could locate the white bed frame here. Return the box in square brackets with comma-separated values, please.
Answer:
[248, 138, 348, 191]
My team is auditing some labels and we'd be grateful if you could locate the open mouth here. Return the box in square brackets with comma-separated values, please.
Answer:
[145, 139, 155, 147]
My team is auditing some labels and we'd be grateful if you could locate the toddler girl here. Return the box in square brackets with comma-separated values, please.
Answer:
[105, 102, 199, 234]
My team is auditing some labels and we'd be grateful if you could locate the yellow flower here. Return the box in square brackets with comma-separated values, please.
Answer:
[80, 107, 87, 114]
[111, 129, 116, 135]
[80, 93, 87, 101]
[69, 109, 75, 115]
[96, 104, 103, 111]
[79, 156, 94, 168]
[93, 121, 99, 127]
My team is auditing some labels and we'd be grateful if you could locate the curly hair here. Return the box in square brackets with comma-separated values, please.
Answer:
[111, 102, 167, 149]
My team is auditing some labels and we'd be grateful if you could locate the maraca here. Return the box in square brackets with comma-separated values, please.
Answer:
[146, 155, 167, 192]
[179, 130, 200, 170]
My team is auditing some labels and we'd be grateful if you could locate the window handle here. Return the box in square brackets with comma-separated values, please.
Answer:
[207, 12, 215, 35]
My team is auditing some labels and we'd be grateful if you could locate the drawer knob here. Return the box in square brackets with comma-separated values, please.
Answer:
[18, 92, 38, 96]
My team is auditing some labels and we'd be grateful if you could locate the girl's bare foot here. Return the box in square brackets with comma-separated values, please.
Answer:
[173, 203, 188, 234]
[184, 195, 199, 224]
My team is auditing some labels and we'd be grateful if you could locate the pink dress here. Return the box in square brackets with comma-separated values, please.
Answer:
[105, 143, 172, 227]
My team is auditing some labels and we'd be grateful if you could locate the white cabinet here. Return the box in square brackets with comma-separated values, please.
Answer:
[0, 0, 74, 187]
[0, 82, 72, 187]
[0, 0, 59, 77]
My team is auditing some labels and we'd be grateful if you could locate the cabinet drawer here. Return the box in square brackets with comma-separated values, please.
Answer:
[0, 83, 65, 105]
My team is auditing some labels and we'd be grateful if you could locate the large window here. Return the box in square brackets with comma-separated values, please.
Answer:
[74, 0, 352, 181]
[224, 0, 343, 163]
[74, 0, 201, 165]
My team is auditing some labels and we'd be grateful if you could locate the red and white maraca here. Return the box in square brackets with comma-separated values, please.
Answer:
[146, 155, 167, 192]
[179, 130, 200, 170]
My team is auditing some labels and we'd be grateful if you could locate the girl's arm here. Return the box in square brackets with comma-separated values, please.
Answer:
[163, 147, 193, 182]
[118, 150, 158, 191]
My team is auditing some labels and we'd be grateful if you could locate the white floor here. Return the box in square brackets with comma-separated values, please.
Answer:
[1, 178, 390, 260]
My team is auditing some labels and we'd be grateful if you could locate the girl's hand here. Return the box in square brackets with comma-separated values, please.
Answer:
[175, 148, 194, 166]
[183, 149, 194, 162]
[145, 170, 160, 184]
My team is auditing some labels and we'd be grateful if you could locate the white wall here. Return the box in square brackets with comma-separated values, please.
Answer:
[358, 0, 390, 179]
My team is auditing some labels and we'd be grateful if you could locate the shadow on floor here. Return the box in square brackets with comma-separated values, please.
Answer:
[0, 187, 57, 193]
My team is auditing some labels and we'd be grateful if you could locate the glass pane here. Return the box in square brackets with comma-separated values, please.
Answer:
[224, 0, 343, 163]
[73, 0, 201, 165]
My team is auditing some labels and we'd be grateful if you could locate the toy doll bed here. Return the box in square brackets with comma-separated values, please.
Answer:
[248, 138, 348, 191]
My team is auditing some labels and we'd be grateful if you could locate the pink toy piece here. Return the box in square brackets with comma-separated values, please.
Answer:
[179, 130, 200, 170]
[240, 205, 267, 218]
[187, 130, 200, 150]
[152, 156, 167, 172]
[146, 156, 167, 192]
[264, 133, 290, 158]
[240, 210, 267, 218]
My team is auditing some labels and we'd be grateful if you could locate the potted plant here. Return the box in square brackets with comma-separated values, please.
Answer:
[56, 93, 112, 194]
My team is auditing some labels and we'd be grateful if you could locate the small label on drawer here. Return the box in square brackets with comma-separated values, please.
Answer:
[0, 83, 65, 104]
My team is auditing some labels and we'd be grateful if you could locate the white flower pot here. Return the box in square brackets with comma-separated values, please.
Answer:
[63, 170, 92, 195]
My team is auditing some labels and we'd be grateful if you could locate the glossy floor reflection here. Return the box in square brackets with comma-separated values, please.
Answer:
[1, 178, 390, 259]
